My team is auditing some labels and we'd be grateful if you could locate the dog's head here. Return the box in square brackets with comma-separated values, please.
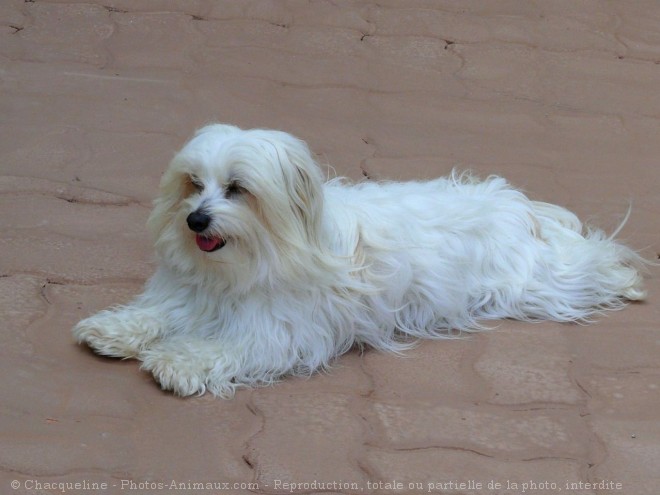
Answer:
[148, 124, 326, 291]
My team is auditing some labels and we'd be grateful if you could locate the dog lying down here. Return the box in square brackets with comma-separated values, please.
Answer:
[73, 124, 646, 397]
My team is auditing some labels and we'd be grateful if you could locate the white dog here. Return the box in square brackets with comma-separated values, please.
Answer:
[73, 124, 646, 397]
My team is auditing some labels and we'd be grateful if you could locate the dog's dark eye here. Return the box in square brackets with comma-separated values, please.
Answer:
[190, 175, 204, 192]
[225, 181, 244, 198]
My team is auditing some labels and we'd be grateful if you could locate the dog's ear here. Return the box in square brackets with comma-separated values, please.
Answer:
[147, 156, 190, 242]
[276, 135, 325, 242]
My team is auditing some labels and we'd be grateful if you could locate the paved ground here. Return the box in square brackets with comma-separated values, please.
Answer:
[1, 1, 659, 494]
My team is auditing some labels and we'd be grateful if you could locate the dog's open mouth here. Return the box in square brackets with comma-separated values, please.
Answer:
[195, 234, 226, 252]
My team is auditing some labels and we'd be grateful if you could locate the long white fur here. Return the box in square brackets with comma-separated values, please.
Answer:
[73, 124, 647, 397]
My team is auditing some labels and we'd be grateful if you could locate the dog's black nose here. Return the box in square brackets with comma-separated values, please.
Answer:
[186, 210, 211, 233]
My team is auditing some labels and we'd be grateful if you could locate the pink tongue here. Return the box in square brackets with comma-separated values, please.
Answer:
[195, 235, 221, 252]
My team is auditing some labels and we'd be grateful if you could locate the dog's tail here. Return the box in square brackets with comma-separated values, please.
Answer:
[524, 201, 648, 321]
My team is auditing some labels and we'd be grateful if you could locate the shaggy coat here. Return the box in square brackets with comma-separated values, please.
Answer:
[74, 124, 646, 397]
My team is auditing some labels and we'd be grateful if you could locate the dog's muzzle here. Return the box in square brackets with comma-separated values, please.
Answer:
[186, 210, 226, 252]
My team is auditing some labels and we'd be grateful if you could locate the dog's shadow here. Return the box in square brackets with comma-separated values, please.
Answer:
[73, 341, 137, 365]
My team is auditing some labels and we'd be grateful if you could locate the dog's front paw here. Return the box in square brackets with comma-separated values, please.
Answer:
[140, 347, 211, 397]
[73, 309, 160, 359]
[139, 340, 239, 398]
